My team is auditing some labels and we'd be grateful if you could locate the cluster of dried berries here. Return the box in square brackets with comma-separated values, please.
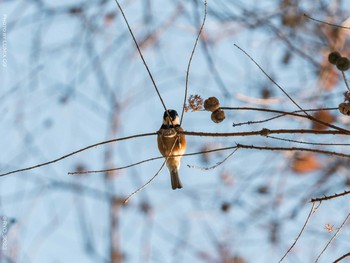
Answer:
[328, 51, 350, 115]
[339, 91, 350, 115]
[184, 94, 203, 112]
[338, 101, 350, 115]
[328, 51, 350, 71]
[204, 97, 225, 123]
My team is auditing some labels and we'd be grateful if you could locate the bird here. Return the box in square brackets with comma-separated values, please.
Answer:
[157, 109, 186, 190]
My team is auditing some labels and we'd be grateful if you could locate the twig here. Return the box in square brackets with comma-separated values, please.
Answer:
[182, 129, 348, 137]
[0, 132, 157, 177]
[267, 135, 350, 146]
[124, 132, 182, 203]
[70, 145, 241, 175]
[232, 46, 342, 132]
[311, 190, 350, 203]
[4, 128, 350, 178]
[315, 210, 350, 262]
[234, 44, 308, 115]
[124, 160, 167, 204]
[234, 44, 350, 134]
[180, 0, 207, 126]
[72, 141, 350, 176]
[193, 0, 230, 97]
[187, 148, 239, 170]
[223, 107, 346, 133]
[233, 114, 286, 127]
[236, 143, 350, 159]
[342, 71, 350, 92]
[303, 14, 350, 30]
[333, 252, 350, 263]
[278, 202, 316, 262]
[113, 0, 168, 112]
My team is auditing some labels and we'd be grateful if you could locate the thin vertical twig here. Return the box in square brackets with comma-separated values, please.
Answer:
[278, 202, 315, 262]
[342, 71, 350, 92]
[180, 0, 207, 125]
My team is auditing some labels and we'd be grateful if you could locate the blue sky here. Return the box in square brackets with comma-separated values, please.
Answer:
[1, 0, 350, 262]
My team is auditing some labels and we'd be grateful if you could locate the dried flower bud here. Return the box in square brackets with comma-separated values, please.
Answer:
[204, 97, 220, 112]
[328, 51, 341, 65]
[336, 57, 350, 71]
[211, 109, 225, 123]
[339, 102, 350, 115]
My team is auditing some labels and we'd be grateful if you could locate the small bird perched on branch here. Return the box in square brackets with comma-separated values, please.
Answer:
[157, 109, 186, 189]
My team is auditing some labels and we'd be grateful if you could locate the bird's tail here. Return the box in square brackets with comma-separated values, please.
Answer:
[170, 169, 183, 190]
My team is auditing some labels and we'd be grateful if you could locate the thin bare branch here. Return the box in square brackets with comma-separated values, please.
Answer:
[0, 132, 157, 177]
[234, 44, 309, 115]
[267, 135, 350, 146]
[342, 71, 350, 92]
[333, 252, 350, 263]
[304, 14, 350, 30]
[124, 131, 182, 203]
[279, 202, 316, 262]
[5, 128, 350, 178]
[113, 0, 168, 112]
[187, 148, 239, 170]
[311, 190, 350, 203]
[226, 106, 345, 132]
[315, 210, 350, 262]
[70, 145, 241, 175]
[124, 160, 167, 204]
[180, 0, 207, 126]
[236, 143, 350, 159]
[182, 129, 348, 137]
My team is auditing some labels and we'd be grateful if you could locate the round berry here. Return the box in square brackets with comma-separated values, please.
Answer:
[211, 109, 225, 123]
[204, 97, 220, 112]
[328, 51, 341, 65]
[336, 57, 350, 71]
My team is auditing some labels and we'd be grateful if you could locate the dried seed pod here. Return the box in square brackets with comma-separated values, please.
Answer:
[211, 109, 225, 123]
[204, 97, 220, 112]
[328, 51, 341, 65]
[336, 57, 350, 71]
[339, 102, 350, 115]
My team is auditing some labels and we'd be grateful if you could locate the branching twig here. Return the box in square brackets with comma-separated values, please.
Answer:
[124, 160, 167, 204]
[234, 44, 308, 115]
[180, 0, 207, 125]
[233, 45, 343, 132]
[182, 129, 348, 137]
[278, 202, 316, 262]
[224, 106, 345, 133]
[4, 128, 350, 178]
[315, 210, 350, 262]
[0, 132, 157, 177]
[187, 148, 238, 170]
[70, 145, 241, 175]
[311, 190, 350, 203]
[124, 131, 182, 203]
